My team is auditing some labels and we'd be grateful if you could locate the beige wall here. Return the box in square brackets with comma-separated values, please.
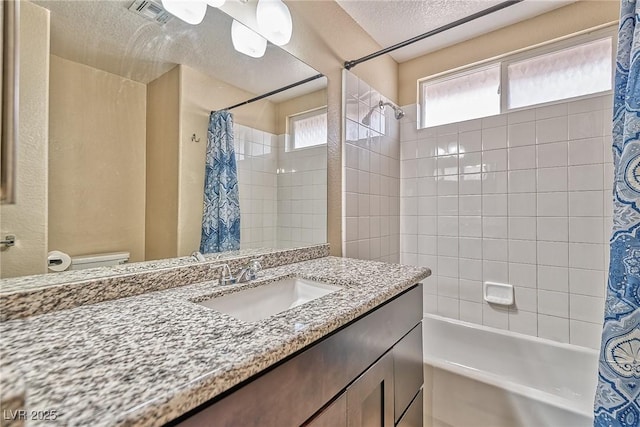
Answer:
[177, 65, 278, 256]
[48, 56, 146, 262]
[146, 65, 280, 257]
[285, 2, 398, 257]
[263, 1, 398, 104]
[180, 65, 277, 135]
[4, 2, 615, 275]
[145, 66, 181, 260]
[0, 2, 50, 278]
[275, 89, 327, 135]
[10, 1, 397, 268]
[398, 0, 620, 106]
[220, 0, 399, 256]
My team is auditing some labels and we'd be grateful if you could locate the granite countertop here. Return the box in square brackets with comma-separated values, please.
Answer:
[0, 256, 430, 427]
[0, 247, 307, 294]
[0, 364, 25, 427]
[0, 245, 329, 321]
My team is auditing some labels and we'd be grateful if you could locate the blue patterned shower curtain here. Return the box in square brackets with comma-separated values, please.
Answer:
[199, 111, 241, 253]
[593, 2, 640, 426]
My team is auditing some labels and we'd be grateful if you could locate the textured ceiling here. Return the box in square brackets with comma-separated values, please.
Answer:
[34, 0, 324, 101]
[336, 0, 575, 62]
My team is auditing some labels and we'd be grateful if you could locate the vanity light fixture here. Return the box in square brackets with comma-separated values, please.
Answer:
[256, 0, 292, 46]
[160, 0, 277, 58]
[161, 0, 225, 24]
[161, 0, 207, 25]
[231, 20, 267, 58]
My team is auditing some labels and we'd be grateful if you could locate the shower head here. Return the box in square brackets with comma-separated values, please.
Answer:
[361, 100, 405, 125]
[361, 107, 375, 126]
[379, 101, 405, 120]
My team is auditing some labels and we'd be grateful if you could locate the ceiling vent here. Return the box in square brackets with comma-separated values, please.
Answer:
[128, 0, 173, 25]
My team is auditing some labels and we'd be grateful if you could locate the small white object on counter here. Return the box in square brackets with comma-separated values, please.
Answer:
[47, 250, 72, 272]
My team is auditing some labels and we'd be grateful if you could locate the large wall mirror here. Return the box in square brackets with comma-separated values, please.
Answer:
[0, 0, 327, 279]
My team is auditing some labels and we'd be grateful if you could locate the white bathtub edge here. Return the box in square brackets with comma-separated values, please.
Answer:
[422, 313, 598, 419]
[424, 356, 591, 418]
[422, 313, 599, 356]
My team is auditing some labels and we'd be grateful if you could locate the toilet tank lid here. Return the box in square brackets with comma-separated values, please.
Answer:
[71, 252, 130, 264]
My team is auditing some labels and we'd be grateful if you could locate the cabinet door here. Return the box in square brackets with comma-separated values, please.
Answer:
[305, 394, 347, 427]
[394, 323, 423, 422]
[346, 352, 394, 427]
[397, 389, 423, 427]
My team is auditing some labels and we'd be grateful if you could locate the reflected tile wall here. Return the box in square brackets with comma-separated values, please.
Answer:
[399, 94, 613, 350]
[276, 137, 327, 248]
[234, 124, 327, 250]
[235, 124, 278, 248]
[342, 70, 401, 263]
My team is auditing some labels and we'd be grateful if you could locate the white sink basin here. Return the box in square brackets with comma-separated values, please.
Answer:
[198, 277, 341, 322]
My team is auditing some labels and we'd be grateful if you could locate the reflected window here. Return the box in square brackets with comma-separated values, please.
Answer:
[289, 108, 327, 150]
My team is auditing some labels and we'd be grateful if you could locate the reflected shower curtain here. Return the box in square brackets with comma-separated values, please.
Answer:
[594, 1, 640, 426]
[199, 111, 240, 253]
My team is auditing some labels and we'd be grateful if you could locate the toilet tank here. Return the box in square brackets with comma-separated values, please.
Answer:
[70, 252, 130, 270]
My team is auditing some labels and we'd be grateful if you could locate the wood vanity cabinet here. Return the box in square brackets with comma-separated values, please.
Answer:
[343, 351, 394, 427]
[309, 352, 395, 427]
[170, 284, 423, 427]
[308, 323, 423, 427]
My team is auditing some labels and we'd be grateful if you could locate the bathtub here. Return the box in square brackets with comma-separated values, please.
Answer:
[422, 314, 599, 427]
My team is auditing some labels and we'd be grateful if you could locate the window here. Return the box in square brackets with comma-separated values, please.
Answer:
[418, 30, 614, 128]
[288, 108, 327, 150]
[507, 38, 612, 109]
[422, 64, 500, 128]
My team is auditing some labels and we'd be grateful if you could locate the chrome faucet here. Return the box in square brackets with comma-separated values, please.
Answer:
[236, 258, 262, 283]
[219, 263, 236, 286]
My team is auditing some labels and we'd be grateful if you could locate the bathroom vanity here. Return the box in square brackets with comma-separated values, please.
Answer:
[174, 284, 423, 427]
[0, 247, 430, 427]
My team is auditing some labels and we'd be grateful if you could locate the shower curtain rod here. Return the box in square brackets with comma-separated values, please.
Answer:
[215, 73, 325, 112]
[344, 0, 524, 70]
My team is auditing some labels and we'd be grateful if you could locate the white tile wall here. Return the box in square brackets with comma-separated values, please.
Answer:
[234, 124, 327, 249]
[276, 139, 327, 248]
[399, 94, 613, 350]
[235, 124, 278, 248]
[342, 70, 401, 262]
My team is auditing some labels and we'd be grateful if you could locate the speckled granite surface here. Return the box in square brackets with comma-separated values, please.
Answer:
[1, 247, 288, 291]
[0, 245, 329, 320]
[0, 257, 430, 427]
[0, 365, 25, 427]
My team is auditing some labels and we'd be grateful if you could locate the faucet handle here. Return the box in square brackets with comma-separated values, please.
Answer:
[249, 258, 262, 271]
[239, 258, 262, 282]
[220, 263, 236, 285]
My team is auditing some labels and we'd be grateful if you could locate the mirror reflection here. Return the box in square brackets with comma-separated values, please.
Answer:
[1, 0, 327, 279]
